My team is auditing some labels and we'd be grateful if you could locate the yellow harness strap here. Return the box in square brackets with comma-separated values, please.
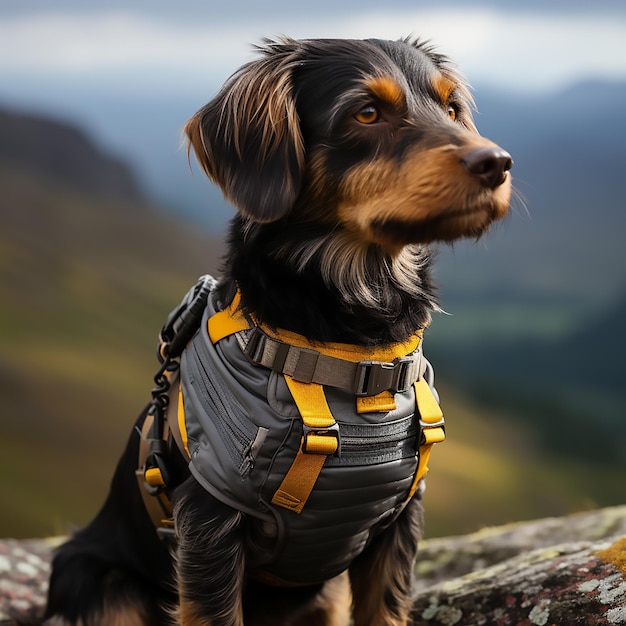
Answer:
[205, 292, 444, 513]
[177, 380, 190, 458]
[271, 378, 338, 513]
[409, 378, 446, 498]
[207, 290, 249, 343]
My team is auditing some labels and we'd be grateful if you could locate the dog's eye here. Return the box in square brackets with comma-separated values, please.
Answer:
[354, 105, 380, 124]
[447, 104, 458, 122]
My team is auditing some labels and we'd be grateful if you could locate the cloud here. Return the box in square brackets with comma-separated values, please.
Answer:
[1, 7, 625, 94]
[0, 12, 242, 72]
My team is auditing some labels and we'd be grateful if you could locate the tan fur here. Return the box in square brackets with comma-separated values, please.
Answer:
[337, 139, 511, 249]
[366, 76, 406, 107]
[350, 519, 420, 626]
[175, 597, 242, 626]
[430, 73, 457, 105]
[434, 69, 477, 132]
[101, 607, 152, 626]
[317, 574, 353, 626]
[176, 600, 222, 626]
[43, 592, 155, 625]
[49, 604, 152, 626]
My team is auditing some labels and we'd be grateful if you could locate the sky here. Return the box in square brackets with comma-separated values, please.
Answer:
[1, 1, 625, 225]
[1, 0, 626, 101]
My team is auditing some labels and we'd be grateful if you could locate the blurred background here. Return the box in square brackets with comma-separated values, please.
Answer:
[1, 0, 624, 540]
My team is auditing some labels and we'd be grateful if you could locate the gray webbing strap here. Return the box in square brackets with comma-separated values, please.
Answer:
[239, 327, 424, 396]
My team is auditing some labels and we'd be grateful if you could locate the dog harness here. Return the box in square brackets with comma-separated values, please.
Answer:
[137, 276, 445, 585]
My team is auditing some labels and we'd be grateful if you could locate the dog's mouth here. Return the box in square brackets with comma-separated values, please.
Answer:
[370, 205, 501, 246]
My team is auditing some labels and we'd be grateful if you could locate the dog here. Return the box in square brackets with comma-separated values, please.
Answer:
[45, 36, 512, 626]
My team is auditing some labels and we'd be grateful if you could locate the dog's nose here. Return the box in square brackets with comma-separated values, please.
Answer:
[461, 146, 513, 188]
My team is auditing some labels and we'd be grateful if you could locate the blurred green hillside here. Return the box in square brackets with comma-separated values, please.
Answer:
[0, 108, 222, 537]
[0, 108, 622, 540]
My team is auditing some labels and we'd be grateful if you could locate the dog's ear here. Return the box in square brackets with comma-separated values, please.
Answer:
[184, 41, 305, 223]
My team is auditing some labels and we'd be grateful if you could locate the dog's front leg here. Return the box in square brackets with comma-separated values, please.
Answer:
[348, 496, 424, 626]
[173, 479, 245, 626]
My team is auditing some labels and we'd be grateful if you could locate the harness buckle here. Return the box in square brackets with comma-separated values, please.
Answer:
[353, 355, 419, 396]
[144, 438, 171, 496]
[243, 326, 267, 364]
[419, 419, 446, 446]
[302, 423, 340, 456]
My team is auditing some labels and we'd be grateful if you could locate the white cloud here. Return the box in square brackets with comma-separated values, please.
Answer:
[1, 8, 625, 94]
[0, 12, 242, 71]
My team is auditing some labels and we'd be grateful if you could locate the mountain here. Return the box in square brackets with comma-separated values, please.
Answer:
[0, 107, 223, 537]
[0, 109, 146, 204]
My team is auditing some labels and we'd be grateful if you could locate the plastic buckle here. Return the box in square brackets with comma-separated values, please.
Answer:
[302, 423, 340, 455]
[144, 439, 170, 496]
[243, 326, 267, 363]
[419, 417, 446, 430]
[353, 356, 415, 396]
[419, 419, 446, 446]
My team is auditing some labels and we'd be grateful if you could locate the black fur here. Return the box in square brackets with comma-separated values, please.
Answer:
[45, 412, 175, 624]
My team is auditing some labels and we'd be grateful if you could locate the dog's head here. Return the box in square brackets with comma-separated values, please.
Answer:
[185, 37, 512, 253]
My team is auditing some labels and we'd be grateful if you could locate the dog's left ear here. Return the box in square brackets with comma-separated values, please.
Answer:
[185, 41, 305, 223]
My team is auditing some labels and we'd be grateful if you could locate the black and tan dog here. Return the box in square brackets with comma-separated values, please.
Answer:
[45, 37, 512, 626]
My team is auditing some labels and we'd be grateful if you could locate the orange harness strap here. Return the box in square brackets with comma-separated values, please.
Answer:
[271, 378, 338, 513]
[409, 378, 446, 498]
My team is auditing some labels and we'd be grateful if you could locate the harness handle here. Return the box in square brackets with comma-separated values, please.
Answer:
[161, 274, 216, 359]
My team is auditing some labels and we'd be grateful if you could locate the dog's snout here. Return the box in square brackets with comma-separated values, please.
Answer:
[461, 146, 513, 189]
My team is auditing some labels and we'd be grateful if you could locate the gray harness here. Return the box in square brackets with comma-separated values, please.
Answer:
[175, 280, 444, 585]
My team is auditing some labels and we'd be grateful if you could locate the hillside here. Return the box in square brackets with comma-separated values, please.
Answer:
[0, 107, 622, 541]
[0, 107, 223, 537]
[0, 109, 146, 204]
[428, 286, 626, 468]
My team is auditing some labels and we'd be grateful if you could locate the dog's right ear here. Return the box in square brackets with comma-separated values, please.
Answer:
[184, 40, 305, 223]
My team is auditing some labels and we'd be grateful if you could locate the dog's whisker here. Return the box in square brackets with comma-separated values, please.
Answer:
[510, 185, 531, 220]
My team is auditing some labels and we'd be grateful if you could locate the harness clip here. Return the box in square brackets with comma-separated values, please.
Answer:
[419, 419, 446, 446]
[353, 355, 419, 396]
[302, 423, 340, 456]
[243, 326, 268, 364]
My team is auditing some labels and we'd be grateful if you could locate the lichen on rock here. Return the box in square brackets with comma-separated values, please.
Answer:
[1, 507, 625, 625]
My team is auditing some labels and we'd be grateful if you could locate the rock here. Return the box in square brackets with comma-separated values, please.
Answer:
[1, 507, 625, 625]
[411, 505, 626, 625]
[412, 538, 626, 625]
[0, 537, 62, 625]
